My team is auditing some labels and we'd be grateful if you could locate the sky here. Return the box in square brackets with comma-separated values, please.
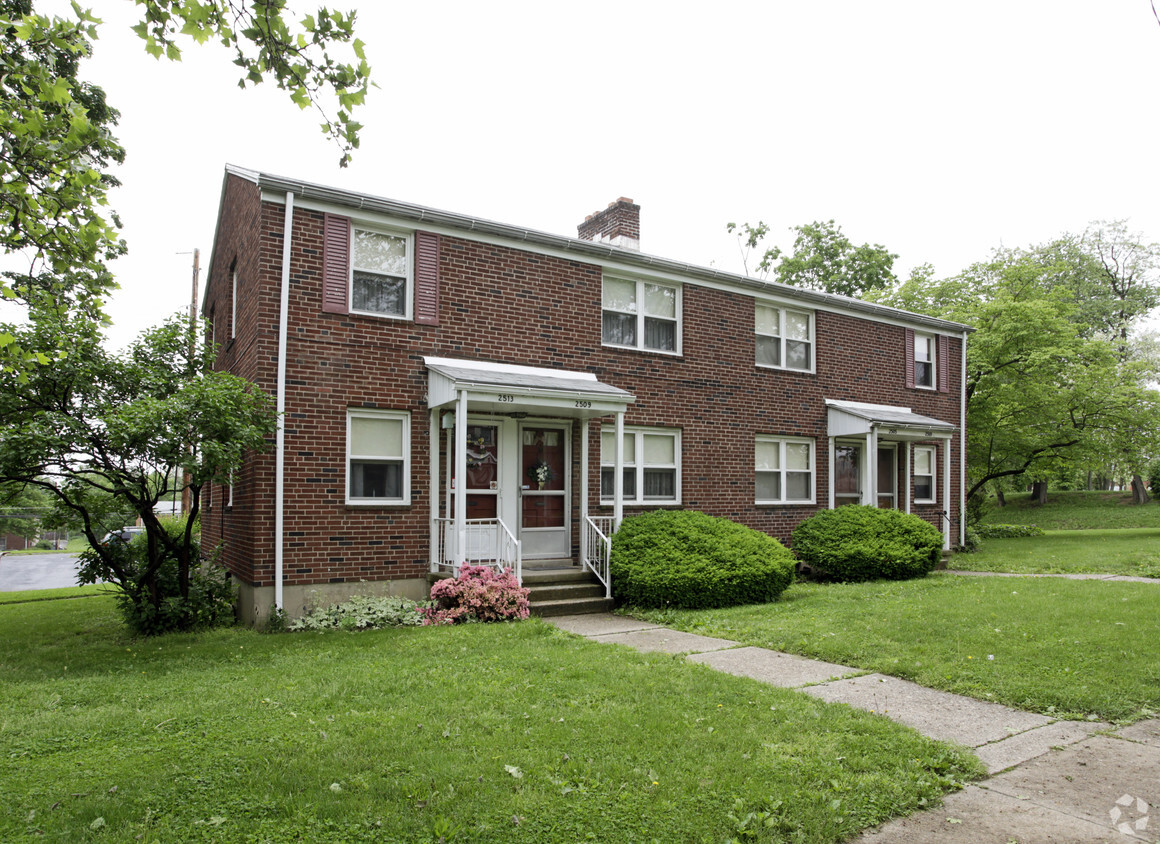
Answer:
[33, 1, 1160, 350]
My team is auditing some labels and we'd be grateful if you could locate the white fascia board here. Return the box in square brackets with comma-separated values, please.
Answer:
[259, 187, 972, 337]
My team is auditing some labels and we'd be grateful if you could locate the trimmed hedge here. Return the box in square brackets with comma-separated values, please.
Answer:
[792, 506, 942, 583]
[976, 523, 1045, 539]
[609, 510, 795, 609]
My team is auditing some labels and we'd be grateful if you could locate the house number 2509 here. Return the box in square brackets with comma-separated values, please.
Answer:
[575, 400, 592, 408]
[497, 395, 515, 403]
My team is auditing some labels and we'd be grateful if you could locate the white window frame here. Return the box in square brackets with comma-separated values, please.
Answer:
[230, 267, 238, 340]
[346, 409, 411, 505]
[755, 436, 816, 505]
[601, 276, 682, 355]
[755, 303, 814, 373]
[599, 426, 681, 505]
[914, 332, 936, 389]
[913, 445, 937, 504]
[349, 226, 413, 321]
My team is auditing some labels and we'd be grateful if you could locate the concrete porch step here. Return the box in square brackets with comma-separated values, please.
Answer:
[530, 596, 616, 617]
[527, 581, 607, 603]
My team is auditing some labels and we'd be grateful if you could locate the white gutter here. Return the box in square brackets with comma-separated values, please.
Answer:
[274, 191, 294, 610]
[960, 330, 969, 547]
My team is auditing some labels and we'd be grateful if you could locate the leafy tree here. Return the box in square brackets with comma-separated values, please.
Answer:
[0, 309, 276, 628]
[726, 219, 898, 297]
[874, 244, 1160, 505]
[0, 481, 50, 539]
[1077, 221, 1160, 357]
[0, 0, 370, 370]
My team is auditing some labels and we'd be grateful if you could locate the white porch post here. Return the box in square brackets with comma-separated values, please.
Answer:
[454, 390, 468, 568]
[613, 410, 625, 531]
[580, 419, 589, 563]
[865, 427, 879, 507]
[827, 437, 835, 509]
[943, 439, 952, 550]
[903, 442, 912, 515]
[429, 409, 439, 572]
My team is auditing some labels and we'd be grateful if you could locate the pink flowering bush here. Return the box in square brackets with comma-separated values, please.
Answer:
[422, 565, 531, 625]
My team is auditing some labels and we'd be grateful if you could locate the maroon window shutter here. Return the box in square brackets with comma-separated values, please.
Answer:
[414, 231, 440, 325]
[937, 334, 950, 393]
[322, 213, 350, 314]
[904, 328, 915, 389]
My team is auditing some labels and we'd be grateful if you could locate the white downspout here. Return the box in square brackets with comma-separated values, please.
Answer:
[943, 438, 953, 551]
[960, 330, 968, 547]
[274, 191, 294, 611]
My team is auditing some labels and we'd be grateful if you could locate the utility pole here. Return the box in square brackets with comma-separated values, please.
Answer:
[181, 249, 200, 517]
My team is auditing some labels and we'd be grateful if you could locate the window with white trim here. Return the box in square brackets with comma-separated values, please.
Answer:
[755, 304, 813, 371]
[600, 427, 680, 503]
[914, 332, 935, 388]
[351, 227, 411, 318]
[230, 266, 238, 340]
[602, 277, 680, 353]
[347, 409, 410, 504]
[755, 436, 815, 504]
[913, 445, 936, 503]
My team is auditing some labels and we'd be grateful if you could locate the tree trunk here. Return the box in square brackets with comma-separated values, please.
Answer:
[1131, 474, 1150, 505]
[1031, 481, 1048, 505]
[995, 487, 1006, 507]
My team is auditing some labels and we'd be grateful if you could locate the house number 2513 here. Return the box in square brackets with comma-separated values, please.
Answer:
[497, 395, 515, 402]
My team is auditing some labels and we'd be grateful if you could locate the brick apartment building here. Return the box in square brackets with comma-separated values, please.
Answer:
[202, 165, 970, 621]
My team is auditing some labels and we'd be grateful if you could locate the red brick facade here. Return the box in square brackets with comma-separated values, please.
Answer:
[201, 169, 967, 616]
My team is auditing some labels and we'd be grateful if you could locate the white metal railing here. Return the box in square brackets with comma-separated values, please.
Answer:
[583, 515, 614, 599]
[432, 517, 522, 584]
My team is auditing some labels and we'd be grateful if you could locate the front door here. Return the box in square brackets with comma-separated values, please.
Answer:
[519, 424, 570, 558]
[877, 446, 896, 509]
[835, 444, 861, 506]
[452, 423, 500, 559]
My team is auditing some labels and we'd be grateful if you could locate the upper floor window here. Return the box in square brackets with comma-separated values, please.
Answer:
[755, 304, 813, 371]
[600, 426, 681, 504]
[755, 436, 815, 504]
[913, 445, 936, 503]
[347, 409, 410, 505]
[230, 265, 238, 340]
[914, 332, 935, 388]
[351, 227, 411, 318]
[602, 277, 680, 353]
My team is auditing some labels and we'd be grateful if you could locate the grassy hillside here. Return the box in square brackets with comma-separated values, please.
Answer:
[980, 489, 1160, 530]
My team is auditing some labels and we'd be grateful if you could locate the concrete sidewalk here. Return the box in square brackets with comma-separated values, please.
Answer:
[547, 613, 1159, 843]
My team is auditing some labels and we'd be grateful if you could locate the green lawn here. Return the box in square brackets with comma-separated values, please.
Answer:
[0, 584, 113, 605]
[952, 528, 1160, 578]
[630, 574, 1160, 723]
[0, 597, 981, 843]
[981, 489, 1160, 530]
[4, 535, 90, 554]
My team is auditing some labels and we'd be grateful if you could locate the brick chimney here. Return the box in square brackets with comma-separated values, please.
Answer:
[577, 197, 640, 251]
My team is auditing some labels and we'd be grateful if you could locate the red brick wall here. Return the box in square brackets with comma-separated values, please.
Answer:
[205, 174, 964, 588]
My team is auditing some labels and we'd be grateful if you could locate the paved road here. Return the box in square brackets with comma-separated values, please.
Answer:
[0, 552, 91, 591]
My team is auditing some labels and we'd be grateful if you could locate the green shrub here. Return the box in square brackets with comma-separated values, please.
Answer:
[288, 595, 426, 631]
[792, 506, 942, 583]
[610, 510, 795, 609]
[975, 523, 1045, 539]
[956, 526, 982, 553]
[76, 517, 235, 636]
